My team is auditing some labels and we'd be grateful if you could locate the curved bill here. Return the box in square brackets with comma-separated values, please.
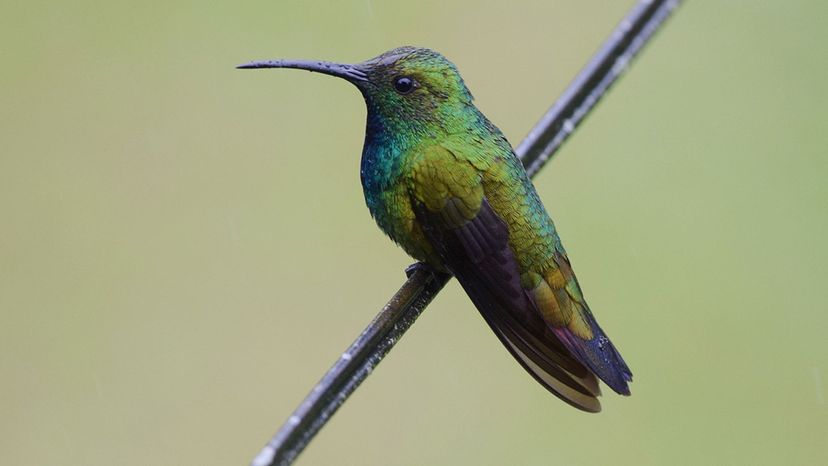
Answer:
[236, 59, 368, 83]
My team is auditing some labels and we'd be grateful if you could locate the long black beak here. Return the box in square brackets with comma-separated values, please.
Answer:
[236, 59, 369, 83]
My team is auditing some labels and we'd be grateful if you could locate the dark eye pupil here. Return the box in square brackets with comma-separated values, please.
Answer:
[394, 76, 414, 94]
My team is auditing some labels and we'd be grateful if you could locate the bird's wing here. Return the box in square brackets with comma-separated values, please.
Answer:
[407, 144, 606, 411]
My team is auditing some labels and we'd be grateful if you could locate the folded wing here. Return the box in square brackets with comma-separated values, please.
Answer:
[408, 146, 628, 411]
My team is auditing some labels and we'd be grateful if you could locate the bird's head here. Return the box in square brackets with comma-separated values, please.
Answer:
[238, 46, 476, 136]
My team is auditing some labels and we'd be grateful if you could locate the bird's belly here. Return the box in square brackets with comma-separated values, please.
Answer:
[368, 184, 442, 268]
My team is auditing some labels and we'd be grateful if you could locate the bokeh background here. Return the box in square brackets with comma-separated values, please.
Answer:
[2, 1, 827, 465]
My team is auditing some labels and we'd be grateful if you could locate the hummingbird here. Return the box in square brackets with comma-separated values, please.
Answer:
[238, 46, 632, 412]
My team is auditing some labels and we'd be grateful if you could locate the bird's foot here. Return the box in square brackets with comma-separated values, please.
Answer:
[405, 262, 431, 278]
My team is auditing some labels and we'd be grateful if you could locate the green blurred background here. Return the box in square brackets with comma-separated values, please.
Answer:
[2, 1, 827, 464]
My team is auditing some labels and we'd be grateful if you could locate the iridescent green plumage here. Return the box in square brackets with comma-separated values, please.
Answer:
[239, 46, 632, 411]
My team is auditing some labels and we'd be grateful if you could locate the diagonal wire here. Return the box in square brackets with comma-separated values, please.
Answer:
[251, 1, 682, 465]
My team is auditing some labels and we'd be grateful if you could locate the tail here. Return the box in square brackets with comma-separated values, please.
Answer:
[551, 307, 633, 396]
[529, 254, 633, 396]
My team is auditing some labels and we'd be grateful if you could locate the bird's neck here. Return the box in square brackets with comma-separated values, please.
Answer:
[359, 109, 409, 214]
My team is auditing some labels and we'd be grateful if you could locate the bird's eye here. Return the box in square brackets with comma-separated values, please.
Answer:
[393, 76, 416, 94]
